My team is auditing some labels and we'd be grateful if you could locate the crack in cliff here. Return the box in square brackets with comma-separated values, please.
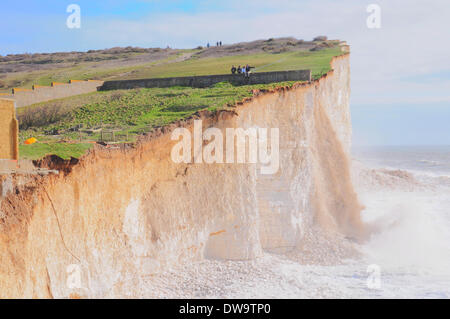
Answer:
[43, 186, 81, 263]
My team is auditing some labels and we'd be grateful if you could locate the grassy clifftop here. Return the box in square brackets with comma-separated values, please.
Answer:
[18, 81, 297, 159]
[111, 46, 342, 80]
[13, 38, 346, 160]
[1, 37, 342, 92]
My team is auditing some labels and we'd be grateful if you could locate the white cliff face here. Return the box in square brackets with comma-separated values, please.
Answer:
[232, 55, 360, 254]
[0, 54, 362, 298]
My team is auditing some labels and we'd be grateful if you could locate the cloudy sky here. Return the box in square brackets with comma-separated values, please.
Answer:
[1, 0, 449, 145]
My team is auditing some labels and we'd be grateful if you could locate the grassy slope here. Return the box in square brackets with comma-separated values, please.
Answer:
[19, 143, 93, 160]
[34, 50, 196, 84]
[16, 46, 344, 160]
[0, 50, 196, 93]
[114, 47, 342, 80]
[19, 81, 297, 147]
[2, 46, 339, 93]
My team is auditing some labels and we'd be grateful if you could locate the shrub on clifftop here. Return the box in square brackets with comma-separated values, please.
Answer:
[313, 36, 328, 41]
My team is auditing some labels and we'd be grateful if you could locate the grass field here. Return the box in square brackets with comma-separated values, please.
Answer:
[18, 81, 299, 160]
[12, 40, 345, 160]
[19, 142, 93, 160]
[114, 47, 342, 80]
[1, 40, 342, 93]
[2, 47, 338, 93]
[0, 49, 195, 93]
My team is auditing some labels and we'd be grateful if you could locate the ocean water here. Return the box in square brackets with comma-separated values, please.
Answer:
[137, 146, 450, 299]
[349, 145, 450, 298]
[353, 145, 450, 175]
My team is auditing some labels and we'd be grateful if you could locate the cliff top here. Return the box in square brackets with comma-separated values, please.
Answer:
[11, 37, 347, 160]
[0, 37, 342, 93]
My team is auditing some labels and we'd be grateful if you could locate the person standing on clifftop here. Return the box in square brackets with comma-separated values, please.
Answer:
[231, 65, 237, 74]
[245, 64, 254, 78]
[237, 65, 242, 74]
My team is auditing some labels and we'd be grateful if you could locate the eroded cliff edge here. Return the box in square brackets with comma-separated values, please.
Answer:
[0, 54, 363, 298]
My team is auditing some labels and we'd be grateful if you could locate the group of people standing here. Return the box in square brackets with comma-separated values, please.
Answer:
[231, 64, 254, 77]
[206, 41, 222, 48]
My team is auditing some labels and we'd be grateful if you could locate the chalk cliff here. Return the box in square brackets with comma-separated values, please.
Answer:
[0, 54, 363, 298]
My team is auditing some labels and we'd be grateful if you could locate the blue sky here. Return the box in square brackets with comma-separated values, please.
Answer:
[1, 0, 449, 145]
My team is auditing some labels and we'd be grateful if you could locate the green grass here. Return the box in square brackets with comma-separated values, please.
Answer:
[0, 50, 198, 93]
[19, 81, 298, 145]
[115, 47, 342, 80]
[1, 46, 341, 93]
[19, 142, 93, 160]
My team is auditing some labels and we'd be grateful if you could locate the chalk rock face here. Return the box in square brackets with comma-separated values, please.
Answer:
[234, 55, 361, 255]
[0, 55, 362, 298]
